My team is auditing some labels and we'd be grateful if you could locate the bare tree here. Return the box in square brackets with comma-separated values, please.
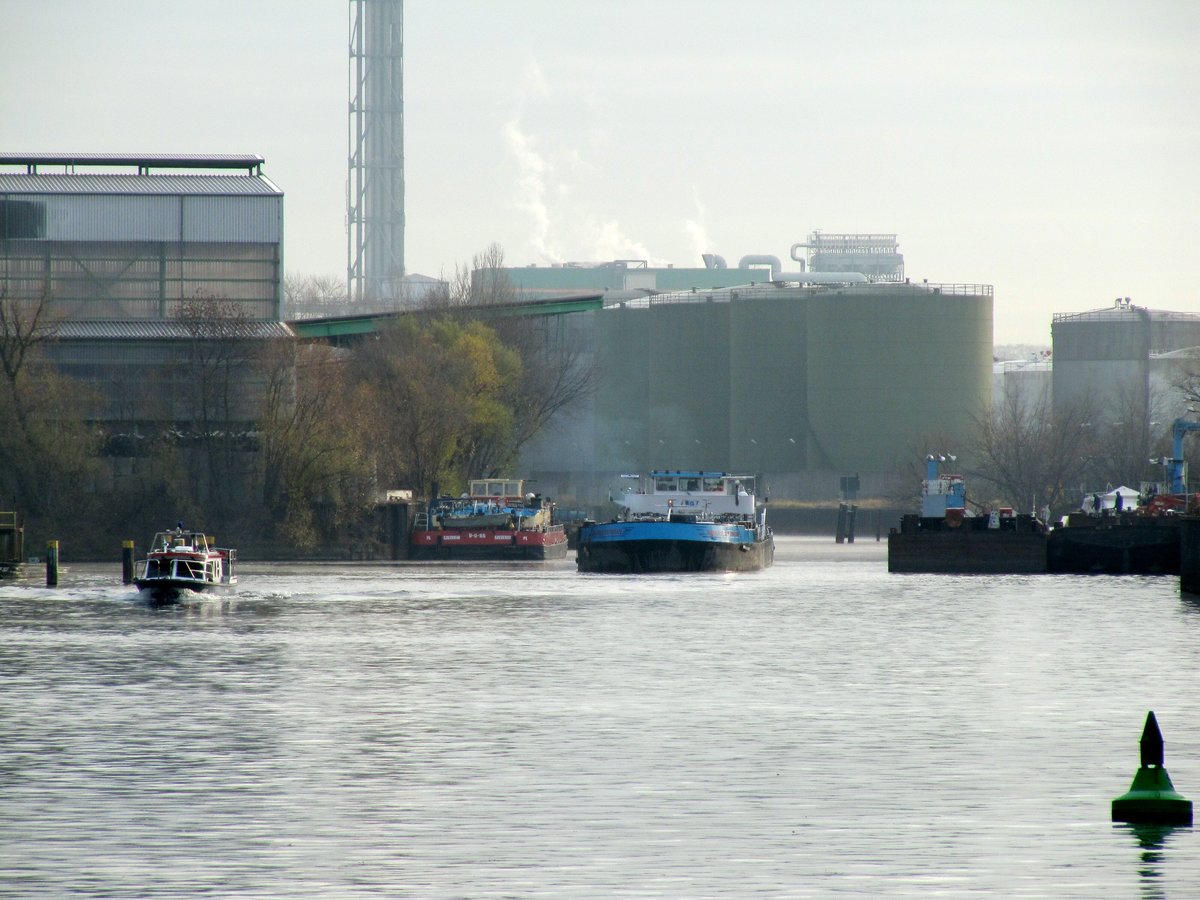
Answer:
[0, 286, 100, 524]
[175, 296, 260, 527]
[1082, 377, 1166, 490]
[257, 338, 373, 550]
[284, 273, 350, 319]
[969, 378, 1097, 515]
[0, 285, 60, 432]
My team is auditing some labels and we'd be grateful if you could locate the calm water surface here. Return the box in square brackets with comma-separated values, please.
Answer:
[2, 537, 1199, 898]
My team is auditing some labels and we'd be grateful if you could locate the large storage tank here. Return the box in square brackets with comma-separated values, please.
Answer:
[1052, 303, 1200, 418]
[588, 282, 992, 490]
[727, 289, 809, 474]
[803, 283, 992, 473]
[595, 295, 732, 471]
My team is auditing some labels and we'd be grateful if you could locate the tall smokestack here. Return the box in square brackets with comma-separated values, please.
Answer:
[348, 0, 405, 303]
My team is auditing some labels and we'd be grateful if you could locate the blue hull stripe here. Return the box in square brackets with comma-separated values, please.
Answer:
[582, 521, 758, 545]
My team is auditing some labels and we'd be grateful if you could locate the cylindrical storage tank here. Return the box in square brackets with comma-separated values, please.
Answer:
[804, 283, 993, 474]
[728, 288, 809, 474]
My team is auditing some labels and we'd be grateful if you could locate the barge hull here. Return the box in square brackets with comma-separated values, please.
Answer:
[409, 528, 569, 561]
[888, 530, 1048, 574]
[577, 537, 773, 573]
[1046, 522, 1180, 575]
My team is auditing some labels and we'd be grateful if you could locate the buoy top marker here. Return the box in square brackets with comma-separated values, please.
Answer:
[1140, 711, 1164, 768]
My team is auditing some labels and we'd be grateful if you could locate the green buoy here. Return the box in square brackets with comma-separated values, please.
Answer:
[1112, 711, 1193, 826]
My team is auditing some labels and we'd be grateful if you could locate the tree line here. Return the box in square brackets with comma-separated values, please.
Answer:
[0, 246, 596, 558]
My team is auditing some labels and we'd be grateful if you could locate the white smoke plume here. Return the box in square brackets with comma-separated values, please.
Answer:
[504, 57, 669, 266]
[589, 218, 656, 263]
[503, 119, 560, 264]
[683, 186, 711, 265]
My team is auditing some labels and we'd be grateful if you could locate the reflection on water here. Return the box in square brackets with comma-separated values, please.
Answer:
[1, 538, 1199, 897]
[1119, 823, 1184, 899]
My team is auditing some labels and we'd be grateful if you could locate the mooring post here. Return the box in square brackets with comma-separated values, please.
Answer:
[835, 503, 847, 544]
[122, 540, 135, 584]
[1112, 711, 1193, 825]
[46, 540, 59, 587]
[847, 504, 857, 543]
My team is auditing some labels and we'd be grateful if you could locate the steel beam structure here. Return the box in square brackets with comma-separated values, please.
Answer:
[348, 0, 405, 303]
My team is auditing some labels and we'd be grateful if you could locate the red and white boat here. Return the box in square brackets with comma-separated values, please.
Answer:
[410, 479, 569, 560]
[134, 527, 238, 601]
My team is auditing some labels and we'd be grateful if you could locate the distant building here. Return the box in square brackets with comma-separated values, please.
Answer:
[0, 152, 290, 431]
[494, 234, 902, 303]
[793, 232, 905, 282]
[1052, 300, 1200, 424]
[993, 354, 1052, 412]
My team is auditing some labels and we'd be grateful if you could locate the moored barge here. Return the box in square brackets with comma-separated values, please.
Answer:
[410, 478, 569, 561]
[887, 457, 1047, 574]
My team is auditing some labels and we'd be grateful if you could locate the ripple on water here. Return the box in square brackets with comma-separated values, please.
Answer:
[1, 538, 1198, 897]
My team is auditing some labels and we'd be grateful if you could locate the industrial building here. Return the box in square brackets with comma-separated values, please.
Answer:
[516, 275, 993, 502]
[499, 233, 902, 302]
[0, 152, 290, 429]
[1052, 300, 1200, 426]
[992, 354, 1052, 412]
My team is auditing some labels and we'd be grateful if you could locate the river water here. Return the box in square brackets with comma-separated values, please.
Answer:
[2, 536, 1198, 898]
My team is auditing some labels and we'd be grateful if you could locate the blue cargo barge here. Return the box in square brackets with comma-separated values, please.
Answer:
[576, 471, 774, 573]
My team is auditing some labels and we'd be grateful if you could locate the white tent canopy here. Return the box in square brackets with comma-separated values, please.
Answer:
[1080, 485, 1141, 512]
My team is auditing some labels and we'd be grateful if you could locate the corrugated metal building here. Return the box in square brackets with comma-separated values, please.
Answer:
[0, 153, 282, 321]
[0, 153, 289, 428]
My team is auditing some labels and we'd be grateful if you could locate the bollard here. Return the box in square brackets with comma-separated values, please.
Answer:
[46, 540, 59, 587]
[122, 539, 135, 585]
[1112, 711, 1193, 825]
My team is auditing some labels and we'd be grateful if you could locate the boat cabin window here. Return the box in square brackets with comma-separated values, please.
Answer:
[655, 475, 678, 492]
[703, 476, 724, 492]
[468, 479, 524, 499]
[178, 560, 204, 579]
[683, 477, 701, 492]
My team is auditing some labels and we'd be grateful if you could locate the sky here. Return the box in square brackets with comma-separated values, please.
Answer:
[3, 0, 1198, 343]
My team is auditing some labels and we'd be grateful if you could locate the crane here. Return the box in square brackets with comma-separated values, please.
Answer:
[1167, 417, 1200, 495]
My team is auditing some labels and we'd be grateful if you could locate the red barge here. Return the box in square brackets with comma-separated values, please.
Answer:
[410, 478, 569, 561]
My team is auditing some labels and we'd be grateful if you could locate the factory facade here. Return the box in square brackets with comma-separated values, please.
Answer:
[0, 153, 291, 431]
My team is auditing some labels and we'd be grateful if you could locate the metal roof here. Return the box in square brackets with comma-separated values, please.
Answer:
[288, 293, 605, 340]
[608, 280, 991, 309]
[0, 153, 265, 173]
[55, 320, 294, 340]
[0, 173, 281, 196]
[1053, 305, 1200, 324]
